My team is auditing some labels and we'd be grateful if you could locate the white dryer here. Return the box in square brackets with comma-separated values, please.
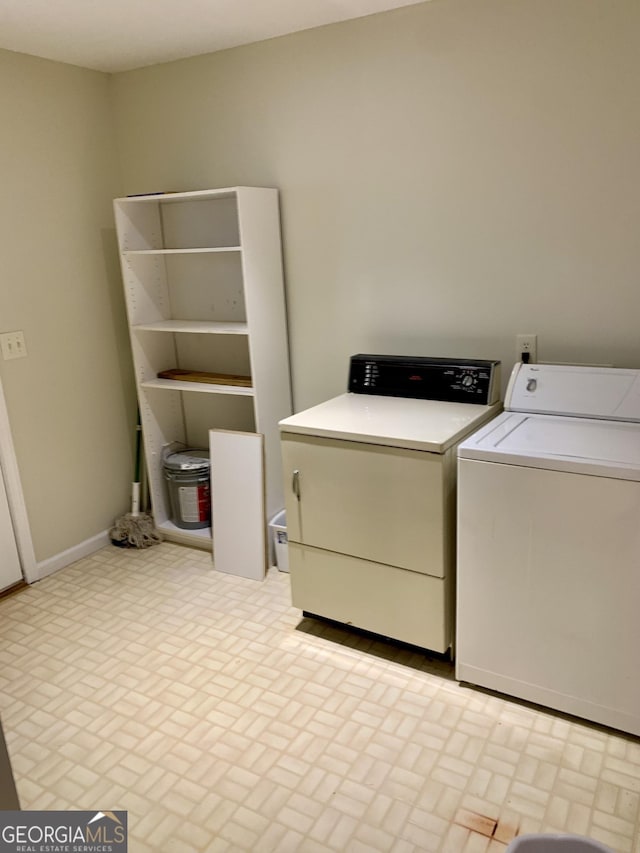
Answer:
[280, 354, 501, 654]
[456, 362, 640, 736]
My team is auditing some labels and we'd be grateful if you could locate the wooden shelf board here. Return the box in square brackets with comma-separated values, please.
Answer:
[158, 369, 251, 387]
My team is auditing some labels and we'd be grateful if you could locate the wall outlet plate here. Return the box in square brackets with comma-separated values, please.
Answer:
[516, 334, 537, 363]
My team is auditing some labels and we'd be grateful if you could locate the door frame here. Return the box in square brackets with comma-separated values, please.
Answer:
[0, 377, 36, 584]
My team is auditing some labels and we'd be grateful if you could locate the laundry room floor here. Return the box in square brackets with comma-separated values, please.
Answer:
[0, 542, 638, 853]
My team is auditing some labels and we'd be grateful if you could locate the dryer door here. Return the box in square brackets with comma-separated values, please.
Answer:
[281, 433, 447, 577]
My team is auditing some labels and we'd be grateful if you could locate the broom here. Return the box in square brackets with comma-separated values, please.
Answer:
[110, 415, 162, 549]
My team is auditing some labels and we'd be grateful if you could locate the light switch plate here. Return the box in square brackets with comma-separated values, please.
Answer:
[0, 331, 27, 360]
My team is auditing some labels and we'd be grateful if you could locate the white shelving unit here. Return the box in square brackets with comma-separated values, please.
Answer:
[114, 187, 292, 550]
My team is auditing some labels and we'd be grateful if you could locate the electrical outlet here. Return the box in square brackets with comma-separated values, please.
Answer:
[516, 334, 537, 364]
[0, 331, 27, 361]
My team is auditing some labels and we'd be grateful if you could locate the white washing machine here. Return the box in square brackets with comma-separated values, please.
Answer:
[279, 354, 501, 653]
[456, 362, 640, 736]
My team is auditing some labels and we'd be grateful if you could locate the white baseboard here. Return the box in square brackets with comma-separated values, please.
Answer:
[36, 529, 111, 580]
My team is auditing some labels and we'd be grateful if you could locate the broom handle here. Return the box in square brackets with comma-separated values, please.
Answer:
[131, 482, 141, 517]
[131, 418, 143, 516]
[134, 421, 142, 482]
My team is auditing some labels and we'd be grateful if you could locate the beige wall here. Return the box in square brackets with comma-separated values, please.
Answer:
[111, 0, 640, 410]
[3, 0, 638, 562]
[0, 49, 135, 563]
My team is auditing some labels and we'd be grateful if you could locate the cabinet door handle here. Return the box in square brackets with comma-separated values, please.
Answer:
[292, 469, 301, 501]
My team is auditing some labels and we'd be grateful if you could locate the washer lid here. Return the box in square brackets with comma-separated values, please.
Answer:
[458, 411, 640, 481]
[279, 393, 502, 453]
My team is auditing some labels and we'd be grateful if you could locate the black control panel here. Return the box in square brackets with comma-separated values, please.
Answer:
[348, 354, 500, 405]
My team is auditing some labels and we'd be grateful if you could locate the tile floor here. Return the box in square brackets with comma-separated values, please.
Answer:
[0, 542, 639, 853]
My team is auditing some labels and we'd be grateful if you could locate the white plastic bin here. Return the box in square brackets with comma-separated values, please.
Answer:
[507, 835, 613, 853]
[269, 510, 288, 572]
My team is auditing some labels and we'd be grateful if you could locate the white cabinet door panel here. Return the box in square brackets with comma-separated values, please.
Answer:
[210, 430, 266, 581]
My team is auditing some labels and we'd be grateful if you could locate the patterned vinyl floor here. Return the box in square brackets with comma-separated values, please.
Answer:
[0, 542, 638, 852]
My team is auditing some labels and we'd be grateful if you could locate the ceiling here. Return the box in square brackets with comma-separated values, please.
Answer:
[0, 0, 427, 74]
